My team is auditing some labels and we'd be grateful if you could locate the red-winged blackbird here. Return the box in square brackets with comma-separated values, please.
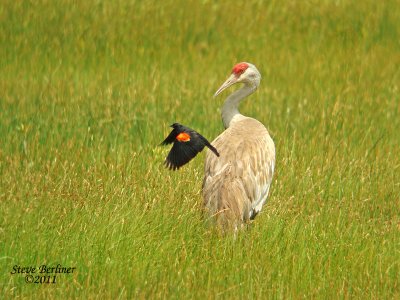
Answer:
[161, 123, 219, 170]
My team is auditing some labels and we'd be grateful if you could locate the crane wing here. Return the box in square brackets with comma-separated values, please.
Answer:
[202, 117, 275, 224]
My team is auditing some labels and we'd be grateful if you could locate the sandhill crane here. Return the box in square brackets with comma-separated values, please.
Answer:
[161, 62, 275, 230]
[202, 62, 275, 229]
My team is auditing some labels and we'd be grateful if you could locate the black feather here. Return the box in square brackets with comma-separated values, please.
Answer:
[160, 126, 178, 145]
[160, 123, 219, 170]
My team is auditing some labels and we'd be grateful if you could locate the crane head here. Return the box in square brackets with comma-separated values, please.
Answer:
[214, 62, 261, 97]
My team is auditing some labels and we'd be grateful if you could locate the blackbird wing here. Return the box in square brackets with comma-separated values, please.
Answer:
[165, 140, 201, 170]
[161, 128, 178, 145]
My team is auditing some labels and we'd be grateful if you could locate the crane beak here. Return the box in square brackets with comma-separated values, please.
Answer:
[214, 74, 238, 97]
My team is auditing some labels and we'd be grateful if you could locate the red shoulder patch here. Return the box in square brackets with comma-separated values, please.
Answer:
[176, 132, 191, 142]
[232, 62, 249, 76]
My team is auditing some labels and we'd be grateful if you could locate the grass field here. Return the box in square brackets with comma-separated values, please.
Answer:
[1, 0, 399, 298]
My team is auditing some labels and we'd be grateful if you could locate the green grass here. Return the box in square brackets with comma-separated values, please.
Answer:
[1, 0, 399, 298]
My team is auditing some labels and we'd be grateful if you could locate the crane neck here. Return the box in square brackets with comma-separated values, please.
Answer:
[221, 84, 256, 129]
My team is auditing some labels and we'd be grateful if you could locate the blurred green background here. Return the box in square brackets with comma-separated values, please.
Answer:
[1, 0, 399, 298]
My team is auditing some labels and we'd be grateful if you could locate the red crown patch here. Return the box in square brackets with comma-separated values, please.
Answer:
[232, 62, 249, 76]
